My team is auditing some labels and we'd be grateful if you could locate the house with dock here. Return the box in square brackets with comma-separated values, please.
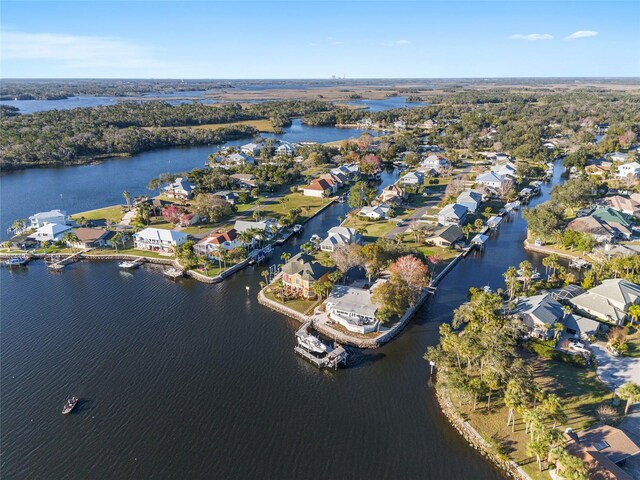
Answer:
[301, 178, 335, 197]
[193, 229, 239, 256]
[29, 209, 68, 229]
[133, 227, 188, 254]
[281, 253, 332, 298]
[234, 219, 279, 239]
[29, 222, 73, 242]
[70, 228, 115, 248]
[324, 284, 380, 334]
[424, 225, 464, 248]
[400, 171, 424, 186]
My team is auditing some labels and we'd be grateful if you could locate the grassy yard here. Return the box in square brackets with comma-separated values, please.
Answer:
[70, 205, 124, 225]
[342, 216, 398, 241]
[258, 193, 329, 221]
[85, 247, 174, 259]
[457, 355, 614, 480]
[263, 288, 321, 315]
[144, 119, 277, 133]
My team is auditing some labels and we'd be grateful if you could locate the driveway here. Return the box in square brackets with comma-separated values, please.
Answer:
[591, 342, 640, 390]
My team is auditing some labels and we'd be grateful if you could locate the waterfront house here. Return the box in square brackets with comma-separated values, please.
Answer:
[233, 219, 278, 238]
[230, 173, 257, 189]
[275, 143, 296, 156]
[565, 424, 639, 480]
[514, 293, 564, 337]
[420, 154, 449, 172]
[359, 204, 391, 220]
[8, 234, 38, 250]
[241, 143, 262, 156]
[133, 227, 188, 254]
[570, 279, 640, 326]
[491, 163, 517, 178]
[29, 209, 68, 229]
[424, 225, 464, 248]
[193, 229, 239, 256]
[325, 284, 379, 334]
[476, 171, 507, 190]
[71, 228, 115, 248]
[225, 153, 255, 166]
[29, 223, 73, 242]
[380, 184, 407, 204]
[437, 203, 468, 226]
[456, 190, 483, 213]
[617, 162, 640, 179]
[163, 177, 195, 200]
[301, 178, 335, 198]
[319, 226, 360, 252]
[318, 173, 344, 189]
[562, 314, 603, 340]
[400, 171, 424, 186]
[281, 253, 331, 298]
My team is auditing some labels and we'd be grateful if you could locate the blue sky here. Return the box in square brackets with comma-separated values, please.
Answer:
[1, 1, 638, 78]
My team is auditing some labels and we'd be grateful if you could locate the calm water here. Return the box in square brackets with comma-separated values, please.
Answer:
[0, 158, 564, 478]
[0, 119, 376, 237]
[1, 95, 422, 115]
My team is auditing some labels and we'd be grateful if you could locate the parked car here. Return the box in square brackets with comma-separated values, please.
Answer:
[569, 342, 590, 354]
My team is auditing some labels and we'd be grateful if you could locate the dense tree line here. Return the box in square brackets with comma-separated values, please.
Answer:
[0, 100, 330, 169]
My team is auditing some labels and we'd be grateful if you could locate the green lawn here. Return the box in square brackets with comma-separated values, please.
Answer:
[263, 288, 321, 315]
[85, 247, 174, 259]
[342, 216, 397, 241]
[457, 355, 614, 480]
[70, 205, 124, 225]
[258, 193, 329, 221]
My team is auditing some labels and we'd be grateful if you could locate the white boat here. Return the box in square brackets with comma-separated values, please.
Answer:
[296, 333, 329, 355]
[118, 259, 142, 269]
[164, 267, 183, 279]
[516, 269, 542, 280]
[292, 224, 303, 234]
[4, 256, 29, 267]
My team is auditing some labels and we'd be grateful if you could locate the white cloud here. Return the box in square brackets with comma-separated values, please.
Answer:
[1, 31, 164, 69]
[565, 30, 598, 40]
[382, 39, 411, 47]
[509, 33, 553, 41]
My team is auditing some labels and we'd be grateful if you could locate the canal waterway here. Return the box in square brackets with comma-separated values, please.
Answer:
[1, 145, 565, 478]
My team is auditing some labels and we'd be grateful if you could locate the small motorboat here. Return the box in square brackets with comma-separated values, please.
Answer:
[292, 224, 303, 234]
[62, 397, 78, 415]
[4, 256, 29, 267]
[297, 333, 329, 355]
[164, 267, 183, 279]
[118, 260, 140, 269]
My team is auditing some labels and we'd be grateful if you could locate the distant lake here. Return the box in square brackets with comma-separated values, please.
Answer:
[346, 96, 428, 112]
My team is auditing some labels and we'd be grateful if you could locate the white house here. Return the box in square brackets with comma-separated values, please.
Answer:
[320, 227, 360, 252]
[570, 279, 640, 325]
[608, 152, 629, 163]
[301, 178, 336, 198]
[29, 209, 68, 229]
[456, 190, 483, 213]
[359, 205, 391, 220]
[616, 162, 640, 179]
[225, 153, 255, 166]
[275, 143, 295, 156]
[393, 119, 406, 130]
[240, 143, 262, 156]
[29, 223, 73, 242]
[437, 203, 468, 226]
[325, 284, 379, 334]
[133, 228, 188, 253]
[421, 154, 449, 171]
[492, 163, 517, 178]
[476, 171, 507, 190]
[400, 171, 425, 186]
[163, 177, 195, 200]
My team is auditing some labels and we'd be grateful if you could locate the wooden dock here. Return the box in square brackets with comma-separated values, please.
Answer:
[46, 250, 88, 271]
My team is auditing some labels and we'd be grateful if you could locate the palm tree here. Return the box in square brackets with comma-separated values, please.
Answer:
[281, 252, 291, 264]
[503, 266, 520, 300]
[123, 191, 131, 211]
[62, 231, 77, 247]
[628, 304, 640, 325]
[11, 218, 26, 234]
[519, 260, 534, 292]
[541, 394, 567, 429]
[504, 379, 525, 432]
[112, 232, 124, 252]
[261, 269, 270, 286]
[619, 382, 640, 415]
